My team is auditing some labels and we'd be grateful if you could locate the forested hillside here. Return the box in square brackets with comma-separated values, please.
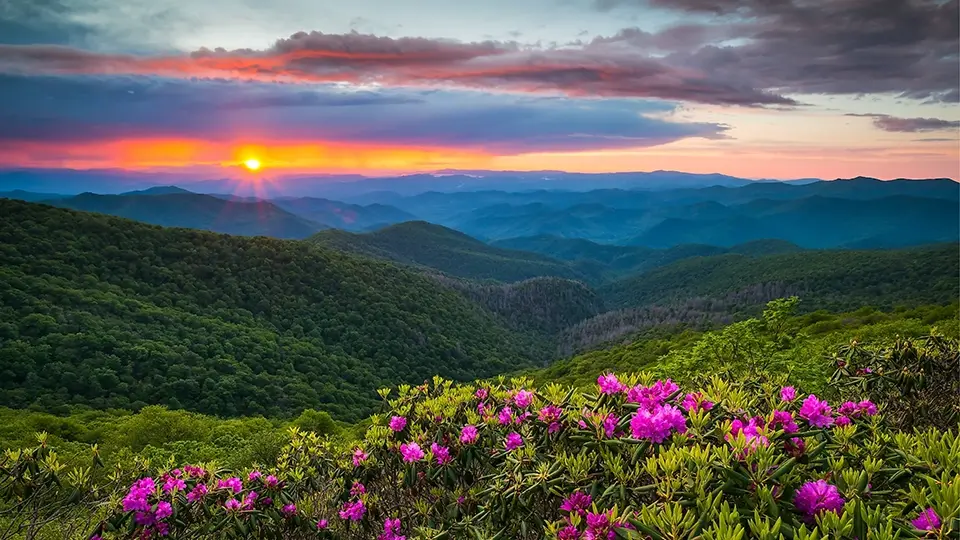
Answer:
[309, 221, 592, 283]
[599, 243, 960, 311]
[0, 200, 540, 421]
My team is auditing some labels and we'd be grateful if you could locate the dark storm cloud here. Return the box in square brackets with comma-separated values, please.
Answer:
[847, 113, 960, 133]
[0, 74, 728, 153]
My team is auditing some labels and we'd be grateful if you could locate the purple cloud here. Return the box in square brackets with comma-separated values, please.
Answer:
[847, 113, 960, 133]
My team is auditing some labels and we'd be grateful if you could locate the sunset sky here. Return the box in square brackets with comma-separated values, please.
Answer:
[1, 0, 958, 179]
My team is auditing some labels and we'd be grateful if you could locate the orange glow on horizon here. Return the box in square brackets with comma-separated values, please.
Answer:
[244, 158, 262, 171]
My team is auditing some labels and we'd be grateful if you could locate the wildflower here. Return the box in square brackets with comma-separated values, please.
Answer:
[339, 499, 366, 521]
[798, 394, 834, 428]
[728, 417, 770, 452]
[858, 399, 878, 416]
[242, 491, 258, 509]
[400, 442, 424, 462]
[549, 421, 562, 433]
[379, 517, 406, 540]
[282, 503, 297, 516]
[505, 432, 524, 451]
[794, 480, 844, 521]
[539, 404, 562, 423]
[162, 476, 185, 493]
[317, 519, 329, 530]
[224, 498, 241, 512]
[353, 447, 369, 466]
[134, 510, 156, 526]
[186, 483, 208, 503]
[155, 501, 173, 520]
[431, 442, 452, 465]
[264, 475, 279, 488]
[584, 510, 612, 540]
[771, 410, 799, 433]
[912, 508, 941, 531]
[183, 465, 205, 477]
[122, 478, 155, 513]
[682, 392, 714, 413]
[475, 388, 489, 400]
[784, 437, 806, 458]
[558, 526, 581, 539]
[389, 416, 407, 432]
[515, 411, 532, 424]
[217, 477, 243, 493]
[513, 389, 534, 408]
[597, 373, 626, 395]
[247, 470, 262, 482]
[460, 425, 478, 444]
[780, 386, 797, 402]
[351, 482, 366, 497]
[629, 404, 686, 443]
[836, 415, 851, 426]
[602, 413, 619, 438]
[627, 380, 679, 409]
[498, 406, 514, 425]
[560, 491, 592, 515]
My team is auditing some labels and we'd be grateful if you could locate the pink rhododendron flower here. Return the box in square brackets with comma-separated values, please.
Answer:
[912, 508, 941, 531]
[794, 480, 844, 521]
[798, 394, 834, 428]
[224, 498, 241, 512]
[122, 478, 155, 513]
[431, 442, 452, 465]
[339, 499, 366, 521]
[780, 386, 797, 402]
[560, 491, 592, 515]
[836, 415, 851, 426]
[389, 416, 407, 432]
[505, 432, 523, 451]
[475, 388, 488, 399]
[460, 425, 478, 444]
[498, 406, 514, 425]
[682, 392, 714, 413]
[217, 477, 243, 493]
[379, 517, 406, 540]
[282, 503, 297, 516]
[353, 447, 369, 466]
[584, 510, 613, 540]
[351, 482, 366, 497]
[597, 373, 626, 395]
[515, 411, 532, 424]
[629, 404, 686, 443]
[317, 519, 329, 530]
[242, 491, 258, 509]
[187, 483, 208, 503]
[162, 476, 185, 493]
[784, 437, 806, 458]
[602, 413, 619, 438]
[247, 470, 261, 482]
[155, 501, 173, 520]
[183, 465, 204, 477]
[538, 404, 562, 423]
[513, 389, 533, 408]
[627, 380, 679, 409]
[400, 442, 424, 462]
[771, 410, 799, 433]
[558, 525, 581, 539]
[549, 421, 562, 433]
[264, 475, 278, 488]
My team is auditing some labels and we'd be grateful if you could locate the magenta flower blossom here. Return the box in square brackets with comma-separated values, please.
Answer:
[629, 404, 687, 443]
[784, 437, 806, 458]
[597, 373, 626, 395]
[187, 483, 208, 503]
[353, 447, 369, 467]
[505, 432, 524, 451]
[264, 475, 278, 488]
[389, 416, 407, 432]
[780, 386, 797, 402]
[162, 476, 185, 493]
[379, 517, 406, 540]
[584, 510, 612, 540]
[912, 508, 941, 531]
[351, 482, 366, 497]
[627, 379, 679, 409]
[247, 470, 262, 482]
[224, 498, 241, 512]
[798, 394, 834, 428]
[217, 477, 243, 493]
[122, 478, 155, 513]
[317, 519, 329, 530]
[538, 404, 562, 423]
[794, 480, 845, 521]
[682, 392, 714, 413]
[549, 421, 562, 433]
[339, 499, 366, 521]
[431, 442, 452, 465]
[836, 415, 851, 426]
[155, 501, 173, 520]
[602, 413, 619, 438]
[475, 387, 489, 399]
[460, 424, 478, 444]
[728, 417, 770, 452]
[242, 491, 258, 510]
[513, 389, 534, 408]
[560, 491, 592, 515]
[839, 400, 878, 418]
[183, 465, 205, 477]
[859, 399, 878, 416]
[771, 410, 799, 433]
[558, 525, 581, 539]
[282, 503, 297, 516]
[400, 442, 424, 462]
[498, 406, 514, 425]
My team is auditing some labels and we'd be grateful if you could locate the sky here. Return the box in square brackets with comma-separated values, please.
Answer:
[0, 0, 958, 179]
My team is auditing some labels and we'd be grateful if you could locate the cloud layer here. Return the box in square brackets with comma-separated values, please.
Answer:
[847, 113, 960, 133]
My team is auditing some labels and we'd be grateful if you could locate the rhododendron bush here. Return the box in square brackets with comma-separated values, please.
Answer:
[4, 372, 947, 539]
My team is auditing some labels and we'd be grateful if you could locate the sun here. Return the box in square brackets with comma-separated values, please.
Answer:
[243, 158, 261, 171]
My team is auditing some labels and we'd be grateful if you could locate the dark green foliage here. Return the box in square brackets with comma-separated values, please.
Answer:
[599, 243, 960, 311]
[310, 221, 592, 283]
[0, 200, 540, 421]
[49, 192, 327, 238]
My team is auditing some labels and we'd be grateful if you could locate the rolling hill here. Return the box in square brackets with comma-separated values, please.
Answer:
[47, 192, 327, 239]
[309, 221, 594, 283]
[269, 197, 418, 231]
[598, 243, 960, 312]
[0, 200, 540, 421]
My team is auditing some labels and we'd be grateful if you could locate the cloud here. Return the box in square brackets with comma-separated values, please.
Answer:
[596, 0, 959, 103]
[846, 113, 960, 133]
[0, 74, 727, 153]
[0, 30, 793, 106]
